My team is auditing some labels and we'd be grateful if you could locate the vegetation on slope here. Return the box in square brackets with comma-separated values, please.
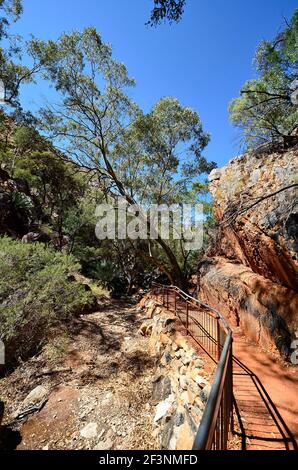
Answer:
[0, 237, 93, 364]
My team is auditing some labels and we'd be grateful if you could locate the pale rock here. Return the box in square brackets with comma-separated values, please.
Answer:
[180, 390, 196, 405]
[181, 353, 193, 366]
[200, 385, 211, 403]
[23, 385, 48, 405]
[179, 376, 188, 390]
[208, 168, 222, 182]
[154, 394, 175, 422]
[175, 420, 195, 450]
[174, 335, 189, 351]
[80, 422, 98, 439]
[93, 437, 113, 450]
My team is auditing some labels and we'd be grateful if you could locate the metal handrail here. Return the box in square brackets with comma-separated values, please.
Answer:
[192, 331, 233, 450]
[152, 282, 231, 334]
[151, 282, 233, 450]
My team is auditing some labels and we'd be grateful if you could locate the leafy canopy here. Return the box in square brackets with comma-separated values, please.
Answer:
[113, 96, 212, 206]
[147, 0, 186, 26]
[229, 9, 298, 149]
[0, 0, 42, 107]
[0, 0, 23, 40]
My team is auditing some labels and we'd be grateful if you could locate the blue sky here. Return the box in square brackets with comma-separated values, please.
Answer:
[12, 0, 298, 168]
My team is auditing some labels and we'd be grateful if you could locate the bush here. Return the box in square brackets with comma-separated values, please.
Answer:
[0, 237, 92, 365]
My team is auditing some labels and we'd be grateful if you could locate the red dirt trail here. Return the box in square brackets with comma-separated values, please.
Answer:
[232, 328, 298, 450]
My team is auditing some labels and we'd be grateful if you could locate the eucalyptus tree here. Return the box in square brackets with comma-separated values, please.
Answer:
[30, 28, 213, 288]
[229, 9, 298, 149]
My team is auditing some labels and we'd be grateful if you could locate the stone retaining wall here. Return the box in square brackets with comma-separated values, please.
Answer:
[139, 295, 211, 450]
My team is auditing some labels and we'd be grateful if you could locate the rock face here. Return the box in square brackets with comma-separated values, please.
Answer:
[200, 148, 298, 358]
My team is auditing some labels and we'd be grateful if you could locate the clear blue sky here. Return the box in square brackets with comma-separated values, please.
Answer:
[12, 0, 297, 168]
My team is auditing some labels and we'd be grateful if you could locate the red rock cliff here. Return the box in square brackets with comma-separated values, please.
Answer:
[198, 148, 298, 359]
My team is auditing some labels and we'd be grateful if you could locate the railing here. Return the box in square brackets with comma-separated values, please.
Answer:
[151, 282, 233, 450]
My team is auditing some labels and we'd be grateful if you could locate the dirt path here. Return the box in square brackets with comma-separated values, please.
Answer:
[0, 301, 158, 450]
[232, 328, 298, 450]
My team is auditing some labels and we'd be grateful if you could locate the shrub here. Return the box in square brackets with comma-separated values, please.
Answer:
[0, 237, 92, 365]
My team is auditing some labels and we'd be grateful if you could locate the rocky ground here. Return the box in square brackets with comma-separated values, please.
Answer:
[0, 300, 159, 450]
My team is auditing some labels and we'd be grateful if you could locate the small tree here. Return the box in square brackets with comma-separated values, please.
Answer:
[229, 9, 298, 150]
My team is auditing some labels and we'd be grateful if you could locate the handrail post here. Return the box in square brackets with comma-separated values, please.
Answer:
[186, 300, 189, 334]
[217, 320, 221, 361]
[229, 343, 234, 435]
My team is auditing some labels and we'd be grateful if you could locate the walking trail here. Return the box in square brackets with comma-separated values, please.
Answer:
[158, 290, 298, 451]
[231, 328, 298, 450]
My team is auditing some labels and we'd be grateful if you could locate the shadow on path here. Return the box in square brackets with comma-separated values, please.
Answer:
[232, 356, 297, 450]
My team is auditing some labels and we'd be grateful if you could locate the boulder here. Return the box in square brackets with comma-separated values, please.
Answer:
[154, 394, 175, 422]
[200, 384, 212, 403]
[80, 422, 98, 439]
[23, 385, 48, 405]
[93, 437, 113, 450]
[152, 376, 172, 405]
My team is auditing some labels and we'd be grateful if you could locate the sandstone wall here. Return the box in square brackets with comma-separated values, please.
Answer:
[200, 148, 298, 358]
[139, 296, 211, 450]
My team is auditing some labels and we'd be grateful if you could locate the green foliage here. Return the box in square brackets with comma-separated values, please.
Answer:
[0, 0, 23, 40]
[1, 17, 215, 290]
[13, 125, 40, 152]
[29, 27, 138, 157]
[0, 237, 92, 364]
[10, 191, 33, 213]
[229, 9, 298, 149]
[0, 0, 40, 107]
[147, 0, 186, 26]
[114, 97, 213, 205]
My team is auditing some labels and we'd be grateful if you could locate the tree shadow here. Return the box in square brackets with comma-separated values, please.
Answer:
[232, 356, 298, 450]
[121, 349, 155, 378]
